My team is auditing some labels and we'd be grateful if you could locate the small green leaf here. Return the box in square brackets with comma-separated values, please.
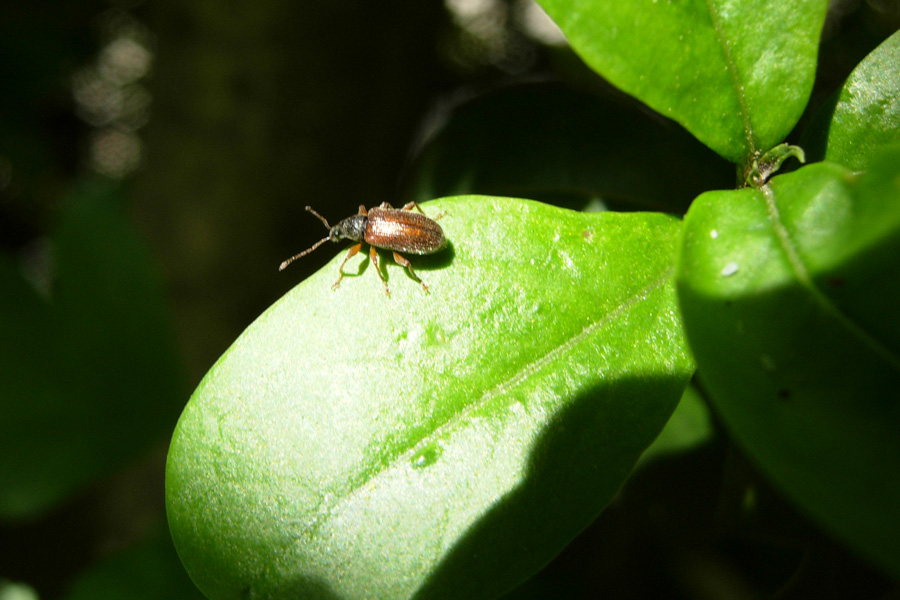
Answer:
[676, 149, 900, 576]
[742, 143, 806, 187]
[536, 0, 828, 163]
[166, 196, 694, 600]
[0, 181, 183, 520]
[808, 30, 900, 171]
[406, 83, 732, 213]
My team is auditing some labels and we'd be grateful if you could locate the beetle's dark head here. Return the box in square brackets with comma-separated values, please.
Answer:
[331, 215, 367, 243]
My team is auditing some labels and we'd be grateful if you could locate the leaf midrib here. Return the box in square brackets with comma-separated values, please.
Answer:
[303, 263, 677, 538]
[704, 0, 756, 157]
[762, 184, 900, 371]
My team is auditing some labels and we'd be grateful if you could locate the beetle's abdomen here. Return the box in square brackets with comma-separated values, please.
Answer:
[365, 208, 447, 255]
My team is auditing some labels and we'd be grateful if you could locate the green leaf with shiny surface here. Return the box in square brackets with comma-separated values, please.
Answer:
[166, 196, 694, 600]
[535, 0, 828, 163]
[676, 150, 900, 576]
[815, 30, 900, 171]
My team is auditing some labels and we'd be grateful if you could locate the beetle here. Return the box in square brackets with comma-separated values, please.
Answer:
[279, 202, 447, 296]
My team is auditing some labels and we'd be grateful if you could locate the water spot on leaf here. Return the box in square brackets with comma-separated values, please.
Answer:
[423, 323, 450, 346]
[411, 444, 443, 469]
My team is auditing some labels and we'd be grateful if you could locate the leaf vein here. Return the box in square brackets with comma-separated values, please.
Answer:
[704, 0, 756, 156]
[762, 184, 900, 371]
[302, 264, 676, 537]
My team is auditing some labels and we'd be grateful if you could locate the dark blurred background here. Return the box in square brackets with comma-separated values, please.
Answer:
[1, 0, 898, 598]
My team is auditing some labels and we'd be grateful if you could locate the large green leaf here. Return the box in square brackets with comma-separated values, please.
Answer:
[805, 29, 900, 171]
[166, 196, 694, 600]
[676, 149, 900, 576]
[536, 0, 828, 163]
[406, 83, 733, 213]
[0, 181, 183, 519]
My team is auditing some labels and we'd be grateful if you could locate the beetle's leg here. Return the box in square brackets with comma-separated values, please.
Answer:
[371, 246, 390, 296]
[401, 201, 425, 214]
[333, 243, 362, 289]
[402, 201, 443, 221]
[393, 251, 429, 293]
[378, 202, 394, 209]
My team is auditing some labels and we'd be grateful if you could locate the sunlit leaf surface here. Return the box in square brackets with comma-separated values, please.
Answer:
[536, 0, 827, 162]
[167, 196, 694, 599]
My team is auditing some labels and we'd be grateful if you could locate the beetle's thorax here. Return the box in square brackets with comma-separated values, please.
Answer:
[331, 215, 367, 242]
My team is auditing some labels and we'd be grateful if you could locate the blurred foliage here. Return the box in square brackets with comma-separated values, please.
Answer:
[59, 526, 204, 600]
[0, 181, 183, 519]
[404, 83, 734, 212]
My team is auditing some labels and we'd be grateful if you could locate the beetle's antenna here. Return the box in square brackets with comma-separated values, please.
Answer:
[278, 206, 336, 271]
[278, 236, 331, 271]
[305, 206, 331, 229]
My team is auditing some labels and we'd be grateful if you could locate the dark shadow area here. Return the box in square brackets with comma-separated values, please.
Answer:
[402, 242, 457, 272]
[678, 273, 900, 587]
[401, 82, 736, 215]
[333, 242, 455, 288]
[411, 374, 686, 600]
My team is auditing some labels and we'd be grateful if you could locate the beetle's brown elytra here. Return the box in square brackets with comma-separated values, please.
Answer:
[279, 201, 447, 296]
